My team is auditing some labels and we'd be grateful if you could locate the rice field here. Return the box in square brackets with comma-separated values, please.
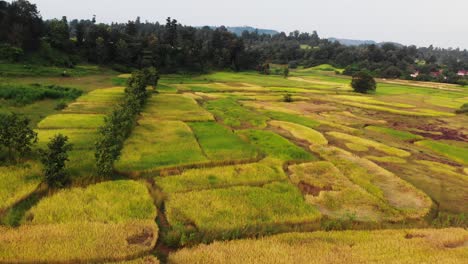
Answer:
[142, 94, 214, 121]
[156, 159, 285, 193]
[237, 130, 316, 161]
[187, 122, 258, 161]
[3, 66, 467, 263]
[165, 182, 321, 244]
[168, 228, 468, 264]
[116, 120, 208, 172]
[0, 162, 42, 212]
[23, 180, 156, 224]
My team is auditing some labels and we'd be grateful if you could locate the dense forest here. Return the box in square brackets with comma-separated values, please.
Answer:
[1, 0, 467, 84]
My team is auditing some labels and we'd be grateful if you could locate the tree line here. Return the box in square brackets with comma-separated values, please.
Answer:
[95, 68, 159, 177]
[1, 0, 467, 84]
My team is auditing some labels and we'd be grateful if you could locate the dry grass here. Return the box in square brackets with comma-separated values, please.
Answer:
[168, 228, 468, 264]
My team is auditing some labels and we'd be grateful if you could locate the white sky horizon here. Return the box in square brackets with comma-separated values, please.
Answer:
[24, 0, 468, 49]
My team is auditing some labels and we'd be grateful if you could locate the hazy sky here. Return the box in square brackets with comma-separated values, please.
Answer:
[28, 0, 468, 49]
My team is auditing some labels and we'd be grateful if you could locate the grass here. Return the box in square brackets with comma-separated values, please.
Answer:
[327, 131, 411, 157]
[187, 122, 258, 161]
[332, 95, 415, 108]
[366, 126, 423, 141]
[0, 162, 42, 212]
[168, 228, 468, 264]
[237, 130, 316, 161]
[37, 113, 105, 129]
[24, 180, 156, 224]
[269, 120, 328, 145]
[204, 98, 268, 128]
[0, 63, 108, 77]
[142, 94, 214, 121]
[415, 140, 468, 165]
[116, 120, 208, 172]
[166, 182, 321, 244]
[156, 159, 286, 193]
[0, 220, 158, 263]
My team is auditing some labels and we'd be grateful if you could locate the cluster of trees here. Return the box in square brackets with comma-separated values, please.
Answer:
[1, 0, 467, 84]
[95, 68, 159, 177]
[0, 112, 72, 188]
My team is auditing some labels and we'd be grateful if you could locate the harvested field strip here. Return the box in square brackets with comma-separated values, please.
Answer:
[37, 113, 106, 129]
[165, 182, 321, 244]
[327, 131, 411, 157]
[269, 120, 328, 145]
[0, 220, 158, 263]
[156, 158, 286, 193]
[333, 95, 415, 108]
[116, 120, 208, 172]
[339, 101, 454, 117]
[315, 146, 432, 220]
[0, 162, 42, 213]
[237, 130, 316, 161]
[365, 156, 407, 164]
[415, 140, 468, 165]
[168, 228, 468, 264]
[108, 256, 160, 264]
[142, 94, 214, 121]
[24, 181, 157, 224]
[365, 126, 423, 141]
[188, 122, 258, 161]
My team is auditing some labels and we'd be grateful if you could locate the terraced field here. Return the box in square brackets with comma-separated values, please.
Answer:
[1, 66, 467, 263]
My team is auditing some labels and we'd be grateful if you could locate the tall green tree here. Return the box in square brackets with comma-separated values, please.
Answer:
[0, 113, 37, 162]
[351, 71, 377, 94]
[40, 134, 72, 188]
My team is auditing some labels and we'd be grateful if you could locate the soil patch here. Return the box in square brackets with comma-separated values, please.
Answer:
[298, 181, 332, 196]
[126, 227, 154, 246]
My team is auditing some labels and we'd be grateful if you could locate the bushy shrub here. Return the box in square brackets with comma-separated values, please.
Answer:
[0, 84, 82, 105]
[351, 71, 376, 93]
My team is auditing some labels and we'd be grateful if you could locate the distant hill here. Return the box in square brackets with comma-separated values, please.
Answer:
[203, 26, 279, 36]
[328, 38, 403, 47]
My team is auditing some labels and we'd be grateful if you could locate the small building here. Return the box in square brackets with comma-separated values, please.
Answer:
[410, 71, 419, 78]
[430, 70, 443, 78]
[457, 70, 467, 76]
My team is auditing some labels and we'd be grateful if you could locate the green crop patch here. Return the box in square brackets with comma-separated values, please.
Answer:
[116, 120, 208, 172]
[204, 98, 269, 128]
[237, 130, 316, 161]
[166, 182, 321, 244]
[37, 114, 105, 129]
[168, 228, 468, 264]
[188, 122, 258, 161]
[366, 126, 423, 141]
[24, 180, 156, 224]
[0, 162, 42, 212]
[156, 159, 286, 193]
[142, 94, 214, 121]
[415, 140, 468, 165]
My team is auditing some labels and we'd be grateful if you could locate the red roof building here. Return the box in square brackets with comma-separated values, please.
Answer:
[457, 70, 467, 76]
